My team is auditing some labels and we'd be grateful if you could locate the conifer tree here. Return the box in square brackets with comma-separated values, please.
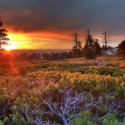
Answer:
[0, 17, 9, 49]
[77, 41, 82, 49]
[86, 30, 94, 48]
[117, 40, 125, 59]
[83, 30, 97, 59]
[84, 30, 94, 50]
[92, 39, 101, 56]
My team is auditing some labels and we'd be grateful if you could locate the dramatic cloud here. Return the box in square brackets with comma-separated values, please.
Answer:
[0, 0, 125, 48]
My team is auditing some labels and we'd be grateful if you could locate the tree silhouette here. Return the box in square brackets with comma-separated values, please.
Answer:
[117, 40, 125, 59]
[84, 40, 89, 51]
[92, 39, 101, 56]
[0, 17, 9, 49]
[102, 31, 110, 55]
[86, 30, 94, 48]
[84, 30, 94, 51]
[77, 41, 82, 49]
[73, 32, 78, 49]
[84, 30, 98, 59]
[71, 32, 83, 57]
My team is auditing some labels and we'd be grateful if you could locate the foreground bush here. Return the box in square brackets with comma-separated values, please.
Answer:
[72, 111, 125, 125]
[0, 70, 125, 124]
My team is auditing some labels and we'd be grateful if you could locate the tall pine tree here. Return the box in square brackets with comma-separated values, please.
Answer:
[92, 39, 101, 56]
[0, 17, 9, 49]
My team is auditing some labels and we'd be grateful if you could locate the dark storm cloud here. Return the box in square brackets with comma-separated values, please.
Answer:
[0, 0, 125, 39]
[0, 0, 81, 32]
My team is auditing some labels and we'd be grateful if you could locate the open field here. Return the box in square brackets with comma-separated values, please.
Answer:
[0, 56, 125, 125]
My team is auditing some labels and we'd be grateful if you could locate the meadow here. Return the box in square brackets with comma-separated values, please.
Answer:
[0, 55, 125, 125]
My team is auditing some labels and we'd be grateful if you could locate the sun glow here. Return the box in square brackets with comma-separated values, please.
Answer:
[3, 31, 74, 49]
[2, 43, 19, 50]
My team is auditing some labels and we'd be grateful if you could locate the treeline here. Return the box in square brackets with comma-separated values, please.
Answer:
[5, 29, 125, 61]
[13, 53, 41, 60]
[42, 30, 115, 60]
[12, 33, 125, 60]
[42, 46, 114, 60]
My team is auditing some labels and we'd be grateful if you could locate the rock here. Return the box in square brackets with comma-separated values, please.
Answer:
[98, 62, 105, 66]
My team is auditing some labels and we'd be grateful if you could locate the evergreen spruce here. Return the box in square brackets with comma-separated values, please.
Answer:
[0, 17, 9, 49]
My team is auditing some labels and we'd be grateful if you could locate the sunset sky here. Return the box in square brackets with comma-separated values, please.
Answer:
[0, 0, 125, 49]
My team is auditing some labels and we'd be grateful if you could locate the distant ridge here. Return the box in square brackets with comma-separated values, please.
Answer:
[3, 49, 71, 55]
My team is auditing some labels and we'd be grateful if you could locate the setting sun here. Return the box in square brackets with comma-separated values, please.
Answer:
[2, 42, 19, 50]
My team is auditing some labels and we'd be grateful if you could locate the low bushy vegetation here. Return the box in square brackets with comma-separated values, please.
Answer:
[0, 56, 125, 125]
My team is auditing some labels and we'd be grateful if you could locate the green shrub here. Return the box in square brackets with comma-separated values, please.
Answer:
[84, 48, 97, 59]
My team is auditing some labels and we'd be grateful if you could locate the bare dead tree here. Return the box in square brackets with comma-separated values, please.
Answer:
[102, 31, 110, 55]
[22, 83, 98, 125]
[74, 32, 78, 49]
[24, 85, 124, 125]
[72, 31, 78, 49]
[9, 77, 125, 125]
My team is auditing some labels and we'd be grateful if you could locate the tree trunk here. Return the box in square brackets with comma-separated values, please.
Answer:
[62, 117, 69, 125]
